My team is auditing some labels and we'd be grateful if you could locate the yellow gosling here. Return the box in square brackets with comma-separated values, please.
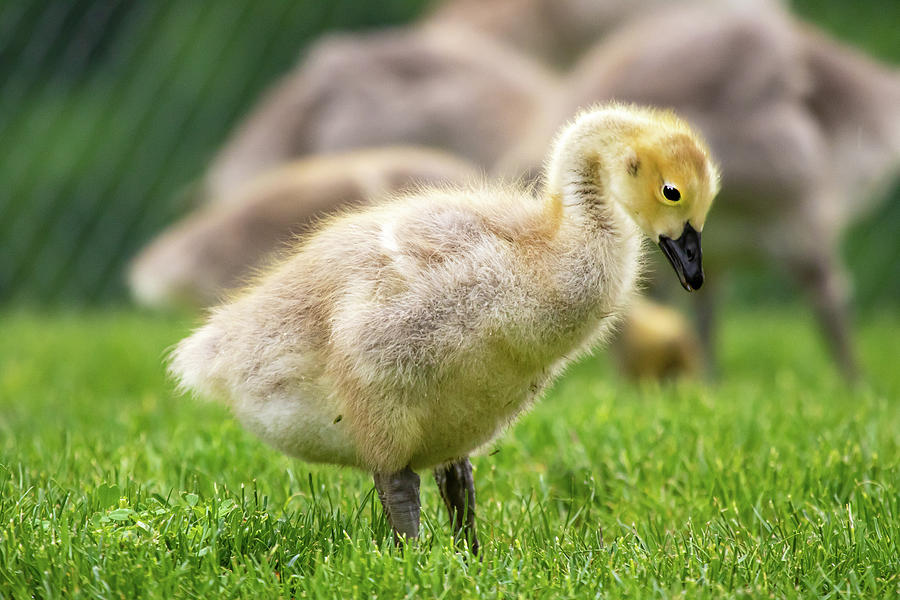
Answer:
[169, 104, 719, 551]
[499, 3, 900, 380]
[613, 297, 703, 381]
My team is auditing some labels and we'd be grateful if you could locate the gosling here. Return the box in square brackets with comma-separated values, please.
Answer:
[203, 24, 556, 199]
[613, 297, 703, 381]
[169, 104, 719, 552]
[499, 3, 900, 380]
[129, 147, 478, 310]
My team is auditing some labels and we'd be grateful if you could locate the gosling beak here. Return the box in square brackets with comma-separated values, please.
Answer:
[658, 223, 703, 292]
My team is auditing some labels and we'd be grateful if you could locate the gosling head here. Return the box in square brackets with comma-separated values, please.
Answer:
[612, 111, 719, 291]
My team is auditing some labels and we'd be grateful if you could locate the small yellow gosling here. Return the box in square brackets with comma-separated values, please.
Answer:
[613, 297, 703, 380]
[170, 104, 719, 551]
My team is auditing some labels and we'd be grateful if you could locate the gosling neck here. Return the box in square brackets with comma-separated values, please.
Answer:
[544, 108, 648, 227]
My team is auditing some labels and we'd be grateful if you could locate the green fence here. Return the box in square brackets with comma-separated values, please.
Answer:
[0, 0, 897, 306]
[0, 0, 430, 305]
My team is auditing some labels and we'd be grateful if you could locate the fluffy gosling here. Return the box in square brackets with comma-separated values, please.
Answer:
[169, 104, 719, 552]
[129, 147, 478, 309]
[500, 3, 900, 380]
[202, 24, 556, 199]
[613, 297, 703, 380]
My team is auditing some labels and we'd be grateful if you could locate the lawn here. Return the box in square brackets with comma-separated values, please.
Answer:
[0, 308, 898, 598]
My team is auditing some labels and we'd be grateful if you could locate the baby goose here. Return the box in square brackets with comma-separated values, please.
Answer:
[169, 104, 719, 551]
[203, 24, 556, 200]
[613, 297, 703, 381]
[500, 3, 900, 380]
[129, 147, 478, 310]
[427, 0, 782, 68]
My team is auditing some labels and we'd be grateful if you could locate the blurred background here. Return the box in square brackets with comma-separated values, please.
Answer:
[0, 0, 897, 309]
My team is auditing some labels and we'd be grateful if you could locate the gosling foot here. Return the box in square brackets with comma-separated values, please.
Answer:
[434, 457, 479, 555]
[373, 466, 421, 546]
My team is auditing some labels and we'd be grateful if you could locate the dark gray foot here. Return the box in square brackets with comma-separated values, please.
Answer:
[434, 457, 479, 554]
[373, 466, 421, 545]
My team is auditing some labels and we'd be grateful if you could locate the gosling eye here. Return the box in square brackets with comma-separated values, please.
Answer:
[662, 184, 681, 202]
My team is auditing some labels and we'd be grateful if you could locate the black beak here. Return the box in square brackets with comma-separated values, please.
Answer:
[658, 223, 703, 291]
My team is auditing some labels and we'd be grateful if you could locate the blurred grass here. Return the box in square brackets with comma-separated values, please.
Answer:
[1, 307, 898, 597]
[0, 0, 897, 307]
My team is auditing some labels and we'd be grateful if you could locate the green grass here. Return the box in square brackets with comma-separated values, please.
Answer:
[1, 309, 898, 598]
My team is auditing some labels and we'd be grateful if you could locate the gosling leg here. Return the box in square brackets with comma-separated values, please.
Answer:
[695, 284, 718, 379]
[788, 251, 859, 382]
[373, 466, 421, 545]
[434, 457, 479, 554]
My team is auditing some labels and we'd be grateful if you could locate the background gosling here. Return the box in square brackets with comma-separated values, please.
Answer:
[613, 297, 703, 380]
[169, 104, 719, 552]
[499, 3, 900, 380]
[201, 24, 555, 200]
[128, 147, 477, 310]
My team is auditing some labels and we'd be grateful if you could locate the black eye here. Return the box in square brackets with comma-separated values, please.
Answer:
[662, 185, 681, 202]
